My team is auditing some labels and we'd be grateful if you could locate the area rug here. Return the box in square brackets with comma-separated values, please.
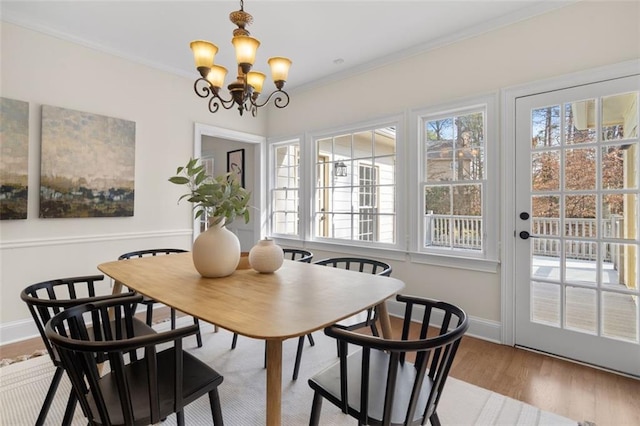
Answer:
[0, 321, 579, 425]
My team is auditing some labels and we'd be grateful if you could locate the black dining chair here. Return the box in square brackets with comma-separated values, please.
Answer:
[314, 257, 392, 337]
[308, 294, 469, 426]
[282, 248, 314, 263]
[45, 294, 225, 426]
[231, 248, 315, 380]
[118, 248, 203, 347]
[20, 275, 155, 426]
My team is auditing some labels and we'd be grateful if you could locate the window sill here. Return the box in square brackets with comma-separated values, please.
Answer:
[272, 237, 500, 272]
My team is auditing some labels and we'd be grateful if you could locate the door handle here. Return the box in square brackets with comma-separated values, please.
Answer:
[519, 231, 538, 240]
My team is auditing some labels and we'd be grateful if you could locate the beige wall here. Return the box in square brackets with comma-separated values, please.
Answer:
[0, 23, 265, 330]
[1, 1, 638, 342]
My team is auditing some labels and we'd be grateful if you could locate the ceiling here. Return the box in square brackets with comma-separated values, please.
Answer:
[1, 1, 573, 91]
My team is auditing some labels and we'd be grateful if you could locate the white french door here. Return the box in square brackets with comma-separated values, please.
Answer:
[514, 75, 640, 376]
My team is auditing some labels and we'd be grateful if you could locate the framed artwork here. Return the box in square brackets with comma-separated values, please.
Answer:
[227, 148, 245, 188]
[0, 97, 29, 220]
[40, 105, 136, 218]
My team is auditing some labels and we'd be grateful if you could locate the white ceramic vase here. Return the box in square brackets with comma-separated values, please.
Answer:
[248, 238, 284, 273]
[192, 219, 240, 277]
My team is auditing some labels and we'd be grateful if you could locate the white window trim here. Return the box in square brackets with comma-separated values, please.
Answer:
[409, 93, 500, 272]
[267, 135, 304, 240]
[306, 115, 405, 251]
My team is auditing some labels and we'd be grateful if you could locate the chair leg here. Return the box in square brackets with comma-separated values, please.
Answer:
[309, 391, 323, 426]
[194, 317, 203, 348]
[61, 389, 77, 426]
[176, 410, 185, 426]
[170, 308, 177, 330]
[231, 333, 238, 349]
[292, 336, 306, 380]
[209, 389, 224, 425]
[145, 304, 153, 327]
[370, 321, 379, 337]
[35, 366, 65, 426]
[430, 412, 441, 426]
[307, 333, 315, 346]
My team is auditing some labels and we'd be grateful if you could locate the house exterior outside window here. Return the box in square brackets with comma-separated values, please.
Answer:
[313, 126, 396, 245]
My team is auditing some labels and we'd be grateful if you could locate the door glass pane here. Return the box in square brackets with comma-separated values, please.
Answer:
[602, 242, 638, 288]
[532, 106, 560, 148]
[532, 196, 559, 231]
[602, 291, 638, 342]
[565, 148, 596, 190]
[531, 281, 560, 326]
[565, 99, 596, 144]
[564, 195, 596, 237]
[532, 243, 561, 282]
[565, 286, 597, 334]
[603, 194, 636, 240]
[602, 92, 638, 140]
[564, 240, 597, 284]
[531, 151, 560, 191]
[601, 145, 627, 189]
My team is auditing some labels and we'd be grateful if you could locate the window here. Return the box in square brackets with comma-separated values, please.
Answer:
[314, 126, 396, 245]
[270, 141, 300, 236]
[418, 97, 496, 260]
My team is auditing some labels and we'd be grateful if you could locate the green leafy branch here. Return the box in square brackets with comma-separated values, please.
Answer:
[169, 158, 251, 226]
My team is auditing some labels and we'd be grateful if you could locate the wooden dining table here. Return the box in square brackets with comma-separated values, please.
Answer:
[98, 251, 404, 426]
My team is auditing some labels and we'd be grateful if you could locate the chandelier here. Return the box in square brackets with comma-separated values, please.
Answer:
[190, 0, 292, 117]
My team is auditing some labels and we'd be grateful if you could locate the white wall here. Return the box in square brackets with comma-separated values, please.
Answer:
[0, 22, 266, 335]
[269, 1, 640, 336]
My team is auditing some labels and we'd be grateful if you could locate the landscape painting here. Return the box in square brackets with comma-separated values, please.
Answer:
[40, 105, 135, 218]
[0, 97, 29, 220]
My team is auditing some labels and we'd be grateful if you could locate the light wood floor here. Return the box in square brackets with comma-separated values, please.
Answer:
[2, 312, 638, 425]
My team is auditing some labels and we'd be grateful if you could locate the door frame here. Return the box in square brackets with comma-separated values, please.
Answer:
[193, 122, 266, 245]
[500, 59, 640, 345]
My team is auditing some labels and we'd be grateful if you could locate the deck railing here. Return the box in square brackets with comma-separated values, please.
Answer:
[425, 215, 623, 262]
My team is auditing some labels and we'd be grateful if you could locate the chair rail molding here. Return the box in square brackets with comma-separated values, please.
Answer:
[0, 229, 192, 250]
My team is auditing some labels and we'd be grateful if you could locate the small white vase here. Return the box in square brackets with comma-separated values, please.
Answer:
[248, 238, 284, 273]
[192, 219, 240, 277]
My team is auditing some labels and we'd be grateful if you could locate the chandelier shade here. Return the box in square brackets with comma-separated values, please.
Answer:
[190, 0, 291, 116]
[190, 40, 218, 70]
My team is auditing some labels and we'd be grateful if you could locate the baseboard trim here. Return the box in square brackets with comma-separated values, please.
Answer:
[386, 299, 502, 344]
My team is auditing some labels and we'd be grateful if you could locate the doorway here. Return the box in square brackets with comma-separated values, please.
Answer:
[513, 75, 639, 376]
[193, 123, 265, 251]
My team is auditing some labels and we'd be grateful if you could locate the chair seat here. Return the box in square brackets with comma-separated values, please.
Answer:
[309, 349, 432, 425]
[88, 349, 223, 425]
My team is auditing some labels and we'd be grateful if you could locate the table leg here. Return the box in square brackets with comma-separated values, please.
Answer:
[112, 280, 123, 295]
[265, 339, 282, 426]
[377, 300, 394, 339]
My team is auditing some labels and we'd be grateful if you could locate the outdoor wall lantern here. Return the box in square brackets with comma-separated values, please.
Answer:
[334, 161, 348, 177]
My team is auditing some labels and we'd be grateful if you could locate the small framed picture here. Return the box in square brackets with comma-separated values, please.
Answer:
[227, 148, 245, 187]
